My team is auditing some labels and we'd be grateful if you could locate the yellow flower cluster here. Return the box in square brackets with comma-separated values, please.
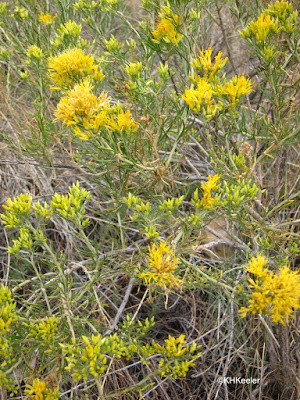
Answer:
[192, 175, 221, 210]
[33, 201, 53, 219]
[152, 6, 182, 46]
[159, 195, 184, 214]
[243, 13, 279, 43]
[123, 192, 140, 208]
[39, 13, 56, 26]
[142, 334, 201, 378]
[262, 0, 298, 33]
[0, 193, 32, 228]
[8, 228, 33, 254]
[182, 77, 217, 116]
[0, 285, 18, 334]
[0, 194, 34, 253]
[191, 47, 228, 81]
[50, 181, 91, 226]
[55, 81, 137, 139]
[58, 19, 81, 37]
[62, 318, 200, 381]
[264, 0, 293, 21]
[49, 47, 138, 139]
[54, 80, 107, 125]
[201, 174, 222, 208]
[182, 48, 252, 117]
[220, 178, 259, 207]
[48, 48, 104, 90]
[27, 45, 44, 61]
[106, 109, 138, 134]
[27, 316, 59, 344]
[1, 183, 92, 253]
[125, 61, 143, 77]
[52, 19, 82, 47]
[24, 379, 60, 400]
[61, 333, 130, 381]
[139, 241, 181, 288]
[217, 75, 253, 106]
[240, 1, 297, 44]
[0, 285, 19, 393]
[239, 255, 300, 325]
[0, 3, 8, 15]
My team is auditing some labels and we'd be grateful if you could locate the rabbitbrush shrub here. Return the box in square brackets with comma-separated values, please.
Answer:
[0, 0, 299, 399]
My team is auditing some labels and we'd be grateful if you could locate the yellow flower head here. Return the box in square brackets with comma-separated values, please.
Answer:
[191, 175, 221, 210]
[182, 78, 214, 113]
[148, 241, 179, 273]
[243, 13, 279, 43]
[106, 109, 138, 134]
[8, 228, 33, 254]
[269, 266, 300, 324]
[192, 48, 228, 80]
[26, 45, 43, 61]
[1, 193, 32, 228]
[50, 181, 91, 226]
[28, 316, 59, 343]
[221, 75, 253, 104]
[240, 259, 300, 325]
[263, 0, 297, 33]
[0, 3, 9, 15]
[48, 48, 104, 90]
[246, 254, 269, 278]
[201, 174, 221, 193]
[39, 12, 56, 25]
[152, 6, 182, 46]
[264, 0, 293, 21]
[0, 285, 18, 334]
[24, 379, 60, 400]
[54, 80, 108, 126]
[58, 19, 81, 38]
[3, 193, 32, 215]
[200, 193, 218, 209]
[125, 61, 143, 77]
[139, 241, 181, 288]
